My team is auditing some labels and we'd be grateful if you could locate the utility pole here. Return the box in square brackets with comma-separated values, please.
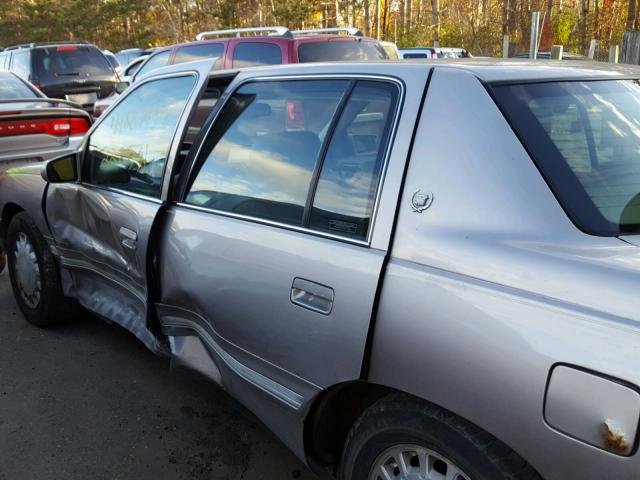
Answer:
[529, 11, 540, 59]
[376, 0, 381, 39]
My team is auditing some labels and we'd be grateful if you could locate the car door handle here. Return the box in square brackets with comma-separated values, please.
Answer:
[290, 278, 334, 315]
[119, 226, 138, 250]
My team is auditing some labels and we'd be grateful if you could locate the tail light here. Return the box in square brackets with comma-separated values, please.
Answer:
[431, 51, 438, 59]
[0, 117, 90, 137]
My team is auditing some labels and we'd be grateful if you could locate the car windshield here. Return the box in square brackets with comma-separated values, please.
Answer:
[34, 46, 114, 81]
[0, 73, 37, 99]
[494, 80, 640, 235]
[298, 41, 388, 62]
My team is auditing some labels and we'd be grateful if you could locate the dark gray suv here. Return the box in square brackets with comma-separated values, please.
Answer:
[0, 42, 118, 112]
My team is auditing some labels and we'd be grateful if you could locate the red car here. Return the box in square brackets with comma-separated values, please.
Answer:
[93, 27, 387, 119]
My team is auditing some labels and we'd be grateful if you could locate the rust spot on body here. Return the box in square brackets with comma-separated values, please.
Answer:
[602, 421, 628, 454]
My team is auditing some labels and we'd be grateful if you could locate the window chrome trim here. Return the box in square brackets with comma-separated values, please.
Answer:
[175, 201, 370, 246]
[182, 73, 405, 246]
[80, 182, 163, 205]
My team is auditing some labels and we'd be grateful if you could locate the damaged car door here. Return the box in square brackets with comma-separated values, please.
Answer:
[44, 64, 212, 351]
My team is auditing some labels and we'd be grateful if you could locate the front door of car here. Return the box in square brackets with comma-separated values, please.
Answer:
[45, 64, 211, 351]
[157, 77, 402, 405]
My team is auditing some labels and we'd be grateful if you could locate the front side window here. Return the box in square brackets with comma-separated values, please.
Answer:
[135, 50, 171, 78]
[232, 43, 282, 68]
[84, 75, 196, 198]
[186, 79, 399, 240]
[494, 80, 640, 235]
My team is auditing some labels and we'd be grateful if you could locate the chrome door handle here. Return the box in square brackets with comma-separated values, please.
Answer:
[290, 277, 334, 315]
[119, 226, 138, 250]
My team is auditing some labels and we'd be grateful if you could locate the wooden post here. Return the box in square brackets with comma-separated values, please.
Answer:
[609, 45, 619, 63]
[551, 45, 564, 60]
[529, 12, 540, 59]
[588, 39, 598, 59]
[503, 35, 510, 58]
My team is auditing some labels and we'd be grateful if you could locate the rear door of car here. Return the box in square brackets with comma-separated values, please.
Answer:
[44, 61, 214, 352]
[155, 68, 424, 415]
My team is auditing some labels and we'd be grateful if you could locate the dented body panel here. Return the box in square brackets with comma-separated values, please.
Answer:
[2, 60, 640, 480]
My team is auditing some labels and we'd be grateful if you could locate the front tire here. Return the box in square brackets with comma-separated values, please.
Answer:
[339, 394, 541, 480]
[7, 212, 77, 327]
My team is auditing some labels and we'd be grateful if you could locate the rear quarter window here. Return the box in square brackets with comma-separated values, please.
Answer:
[298, 40, 387, 62]
[11, 51, 31, 80]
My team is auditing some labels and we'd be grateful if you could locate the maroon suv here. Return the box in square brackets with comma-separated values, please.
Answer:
[93, 27, 387, 119]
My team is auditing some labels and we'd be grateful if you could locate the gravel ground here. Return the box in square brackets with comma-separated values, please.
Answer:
[0, 269, 317, 480]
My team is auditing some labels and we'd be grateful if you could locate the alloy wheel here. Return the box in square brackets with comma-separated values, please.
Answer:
[13, 232, 42, 308]
[369, 444, 471, 480]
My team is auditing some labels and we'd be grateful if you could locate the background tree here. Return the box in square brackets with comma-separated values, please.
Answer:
[0, 0, 636, 59]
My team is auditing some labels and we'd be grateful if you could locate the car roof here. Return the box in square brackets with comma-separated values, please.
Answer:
[135, 57, 640, 86]
[162, 34, 379, 51]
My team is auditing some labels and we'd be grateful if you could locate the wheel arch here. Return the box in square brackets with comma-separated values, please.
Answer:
[303, 380, 398, 475]
[1, 203, 25, 246]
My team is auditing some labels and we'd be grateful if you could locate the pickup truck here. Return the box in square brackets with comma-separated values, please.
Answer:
[1, 59, 640, 480]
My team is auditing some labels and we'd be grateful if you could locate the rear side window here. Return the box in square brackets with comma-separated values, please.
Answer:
[34, 46, 113, 82]
[136, 50, 171, 78]
[310, 82, 398, 238]
[0, 73, 37, 99]
[11, 51, 31, 80]
[298, 41, 387, 62]
[232, 43, 282, 68]
[186, 80, 350, 225]
[185, 79, 399, 240]
[175, 44, 224, 67]
[494, 80, 640, 235]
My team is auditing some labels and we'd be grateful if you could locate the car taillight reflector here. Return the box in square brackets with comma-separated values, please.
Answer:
[0, 117, 90, 137]
[57, 46, 79, 51]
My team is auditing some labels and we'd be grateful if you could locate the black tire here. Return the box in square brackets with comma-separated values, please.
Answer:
[339, 394, 542, 480]
[7, 212, 78, 327]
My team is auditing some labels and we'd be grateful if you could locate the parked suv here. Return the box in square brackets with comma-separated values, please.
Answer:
[133, 26, 387, 81]
[92, 27, 387, 119]
[0, 42, 118, 112]
[4, 59, 640, 480]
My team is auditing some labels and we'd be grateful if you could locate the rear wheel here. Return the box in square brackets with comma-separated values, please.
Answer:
[7, 212, 77, 327]
[339, 394, 541, 480]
